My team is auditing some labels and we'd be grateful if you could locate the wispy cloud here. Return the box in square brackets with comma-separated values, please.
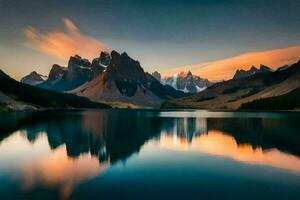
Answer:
[24, 18, 109, 60]
[163, 45, 300, 81]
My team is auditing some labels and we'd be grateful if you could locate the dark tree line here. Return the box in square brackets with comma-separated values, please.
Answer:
[240, 87, 300, 110]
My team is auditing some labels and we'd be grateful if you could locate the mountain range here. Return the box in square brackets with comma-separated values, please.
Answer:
[3, 48, 300, 110]
[233, 65, 273, 79]
[155, 71, 212, 93]
[70, 51, 187, 107]
[11, 50, 188, 109]
[0, 70, 110, 111]
[37, 52, 111, 91]
[162, 60, 300, 110]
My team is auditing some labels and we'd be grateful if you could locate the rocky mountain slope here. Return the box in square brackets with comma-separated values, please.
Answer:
[160, 71, 212, 93]
[0, 70, 110, 111]
[70, 51, 188, 107]
[162, 60, 300, 110]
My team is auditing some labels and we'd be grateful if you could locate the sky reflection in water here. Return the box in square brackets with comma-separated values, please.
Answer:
[0, 110, 300, 200]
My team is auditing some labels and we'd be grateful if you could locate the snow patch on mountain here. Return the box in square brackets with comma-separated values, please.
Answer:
[161, 71, 211, 93]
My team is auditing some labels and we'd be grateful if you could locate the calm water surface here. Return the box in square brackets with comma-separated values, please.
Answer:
[0, 110, 300, 200]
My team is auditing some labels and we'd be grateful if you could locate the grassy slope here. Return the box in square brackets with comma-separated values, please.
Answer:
[0, 70, 111, 110]
[240, 87, 300, 110]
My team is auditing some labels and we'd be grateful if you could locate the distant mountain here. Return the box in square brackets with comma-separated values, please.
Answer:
[151, 71, 161, 82]
[38, 51, 111, 91]
[0, 69, 110, 111]
[70, 51, 188, 108]
[276, 65, 290, 72]
[233, 65, 273, 79]
[20, 71, 47, 86]
[162, 60, 300, 110]
[162, 71, 212, 93]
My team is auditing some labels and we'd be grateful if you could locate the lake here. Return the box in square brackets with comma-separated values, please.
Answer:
[0, 110, 300, 200]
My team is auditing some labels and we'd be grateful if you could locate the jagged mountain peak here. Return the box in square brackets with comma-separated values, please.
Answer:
[68, 55, 91, 69]
[51, 64, 66, 70]
[250, 66, 258, 71]
[178, 71, 191, 78]
[20, 70, 47, 86]
[163, 59, 300, 110]
[98, 51, 111, 66]
[26, 71, 47, 79]
[70, 50, 187, 107]
[38, 52, 112, 91]
[74, 54, 81, 59]
[151, 71, 161, 81]
[233, 64, 272, 79]
[19, 50, 187, 107]
[30, 71, 38, 75]
[259, 65, 273, 72]
[107, 50, 145, 81]
[48, 64, 67, 80]
[162, 71, 211, 93]
[121, 52, 129, 58]
[111, 50, 120, 58]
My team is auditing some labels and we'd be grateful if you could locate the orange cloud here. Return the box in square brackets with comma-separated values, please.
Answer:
[163, 45, 300, 81]
[24, 18, 109, 60]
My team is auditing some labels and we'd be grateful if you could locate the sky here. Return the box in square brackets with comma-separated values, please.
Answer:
[0, 0, 300, 81]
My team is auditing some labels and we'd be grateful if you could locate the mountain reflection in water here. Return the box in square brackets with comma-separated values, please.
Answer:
[0, 110, 300, 199]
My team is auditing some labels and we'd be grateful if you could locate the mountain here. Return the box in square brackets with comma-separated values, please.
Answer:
[162, 59, 300, 110]
[96, 51, 111, 66]
[276, 65, 290, 72]
[38, 51, 111, 91]
[162, 71, 212, 93]
[70, 51, 188, 108]
[151, 71, 161, 82]
[233, 65, 273, 79]
[0, 69, 110, 111]
[38, 64, 67, 88]
[20, 71, 47, 86]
